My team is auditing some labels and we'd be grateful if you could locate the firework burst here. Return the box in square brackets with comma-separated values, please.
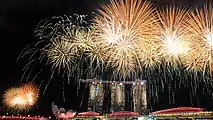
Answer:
[94, 0, 156, 79]
[185, 3, 213, 74]
[3, 83, 39, 113]
[156, 6, 191, 66]
[41, 18, 92, 75]
[45, 37, 76, 73]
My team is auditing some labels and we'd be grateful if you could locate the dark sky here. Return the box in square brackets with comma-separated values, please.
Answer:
[0, 0, 212, 117]
[152, 0, 203, 5]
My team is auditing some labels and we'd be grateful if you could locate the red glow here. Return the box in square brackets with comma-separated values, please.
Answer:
[77, 112, 100, 117]
[58, 112, 77, 119]
[107, 111, 139, 117]
[0, 115, 49, 120]
[152, 107, 204, 114]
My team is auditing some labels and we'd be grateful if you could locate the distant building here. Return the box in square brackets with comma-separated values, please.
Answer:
[85, 79, 147, 114]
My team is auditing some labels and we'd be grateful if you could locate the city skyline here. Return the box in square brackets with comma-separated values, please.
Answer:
[0, 0, 212, 116]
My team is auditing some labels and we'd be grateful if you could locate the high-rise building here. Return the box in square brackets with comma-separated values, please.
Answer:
[86, 80, 147, 114]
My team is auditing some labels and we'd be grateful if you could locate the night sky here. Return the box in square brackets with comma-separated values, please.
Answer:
[0, 0, 212, 117]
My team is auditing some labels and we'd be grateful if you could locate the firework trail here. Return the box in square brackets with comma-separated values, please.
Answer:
[151, 6, 192, 104]
[182, 2, 213, 100]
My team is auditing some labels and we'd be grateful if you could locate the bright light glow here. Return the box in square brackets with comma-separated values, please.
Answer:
[11, 92, 34, 106]
[103, 21, 122, 44]
[166, 38, 189, 56]
[138, 116, 149, 120]
[167, 39, 181, 55]
[156, 6, 191, 67]
[12, 97, 25, 105]
[206, 33, 213, 46]
[27, 93, 33, 105]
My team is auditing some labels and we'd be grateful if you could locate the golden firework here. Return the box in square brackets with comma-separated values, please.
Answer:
[44, 27, 95, 73]
[156, 6, 191, 66]
[84, 29, 107, 73]
[96, 0, 156, 34]
[185, 3, 213, 73]
[94, 0, 156, 79]
[3, 83, 39, 113]
[45, 36, 76, 73]
[136, 37, 162, 69]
